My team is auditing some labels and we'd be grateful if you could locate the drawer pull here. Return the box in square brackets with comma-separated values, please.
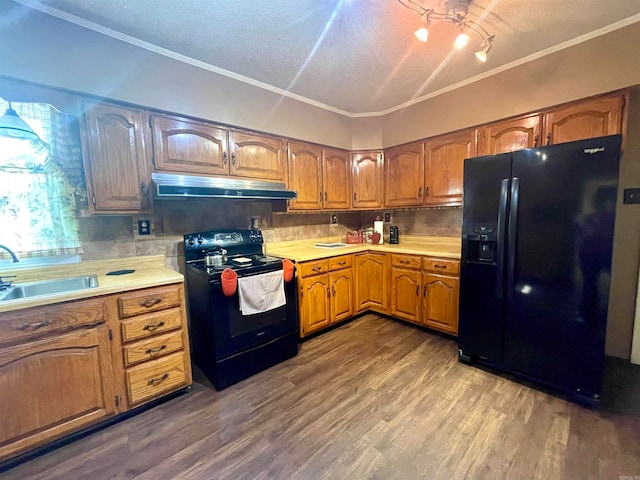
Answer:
[312, 266, 322, 272]
[399, 260, 409, 264]
[434, 264, 447, 269]
[148, 373, 169, 386]
[141, 298, 162, 308]
[17, 319, 52, 330]
[143, 321, 166, 331]
[338, 261, 346, 266]
[145, 345, 167, 355]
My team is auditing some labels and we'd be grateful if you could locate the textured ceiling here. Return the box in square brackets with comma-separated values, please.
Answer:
[10, 0, 640, 116]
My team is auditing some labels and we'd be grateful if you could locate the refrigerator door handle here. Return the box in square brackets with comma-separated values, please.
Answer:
[496, 178, 509, 299]
[507, 177, 520, 301]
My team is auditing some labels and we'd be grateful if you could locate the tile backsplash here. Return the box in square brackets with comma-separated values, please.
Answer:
[78, 200, 462, 272]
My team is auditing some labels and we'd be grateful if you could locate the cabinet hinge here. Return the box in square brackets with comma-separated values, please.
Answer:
[108, 329, 113, 340]
[115, 395, 120, 407]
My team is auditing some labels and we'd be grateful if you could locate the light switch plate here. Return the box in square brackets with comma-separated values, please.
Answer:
[138, 219, 151, 235]
[623, 188, 640, 204]
[384, 212, 391, 222]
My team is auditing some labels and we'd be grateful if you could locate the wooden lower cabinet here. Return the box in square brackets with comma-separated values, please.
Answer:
[0, 282, 192, 464]
[355, 253, 388, 313]
[299, 256, 354, 337]
[390, 267, 421, 324]
[0, 325, 115, 461]
[422, 273, 459, 335]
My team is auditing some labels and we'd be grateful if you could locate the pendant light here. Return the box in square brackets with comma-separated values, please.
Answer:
[0, 101, 42, 141]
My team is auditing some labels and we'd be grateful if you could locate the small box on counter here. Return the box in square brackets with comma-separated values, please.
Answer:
[346, 230, 364, 244]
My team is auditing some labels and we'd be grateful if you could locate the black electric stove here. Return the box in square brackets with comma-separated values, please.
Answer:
[183, 229, 299, 390]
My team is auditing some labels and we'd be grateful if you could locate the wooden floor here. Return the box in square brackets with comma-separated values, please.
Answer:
[2, 314, 640, 479]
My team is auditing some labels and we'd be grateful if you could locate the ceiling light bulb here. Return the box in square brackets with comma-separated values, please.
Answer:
[454, 32, 471, 49]
[414, 27, 429, 42]
[474, 50, 487, 62]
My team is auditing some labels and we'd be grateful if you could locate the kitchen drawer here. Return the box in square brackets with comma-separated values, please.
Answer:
[122, 329, 184, 366]
[299, 259, 329, 277]
[422, 257, 460, 275]
[118, 284, 181, 318]
[328, 255, 352, 271]
[120, 308, 183, 342]
[391, 254, 421, 270]
[125, 351, 188, 405]
[0, 298, 105, 346]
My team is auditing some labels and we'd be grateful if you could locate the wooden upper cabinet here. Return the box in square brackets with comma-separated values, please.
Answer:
[322, 147, 351, 210]
[478, 114, 542, 156]
[80, 102, 151, 213]
[423, 129, 477, 206]
[287, 141, 323, 210]
[228, 130, 287, 182]
[351, 151, 383, 209]
[543, 94, 625, 145]
[150, 114, 228, 175]
[384, 142, 424, 207]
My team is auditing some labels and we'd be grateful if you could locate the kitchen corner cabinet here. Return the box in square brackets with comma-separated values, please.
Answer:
[355, 253, 388, 313]
[287, 141, 323, 210]
[542, 93, 625, 145]
[422, 258, 460, 335]
[80, 101, 152, 214]
[351, 151, 384, 209]
[0, 298, 115, 461]
[228, 129, 287, 182]
[298, 255, 354, 337]
[423, 129, 477, 206]
[384, 142, 425, 207]
[478, 114, 542, 156]
[150, 113, 229, 175]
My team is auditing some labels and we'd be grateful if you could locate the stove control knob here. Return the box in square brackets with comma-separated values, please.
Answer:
[196, 236, 203, 245]
[187, 237, 195, 246]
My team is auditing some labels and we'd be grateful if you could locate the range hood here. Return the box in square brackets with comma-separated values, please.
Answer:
[151, 173, 297, 200]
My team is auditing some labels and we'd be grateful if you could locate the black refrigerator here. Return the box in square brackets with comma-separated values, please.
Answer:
[458, 134, 622, 404]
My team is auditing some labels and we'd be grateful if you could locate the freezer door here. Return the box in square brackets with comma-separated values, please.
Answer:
[459, 152, 511, 363]
[505, 135, 621, 399]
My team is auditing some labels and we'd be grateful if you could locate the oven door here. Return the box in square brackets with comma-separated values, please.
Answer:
[209, 272, 298, 358]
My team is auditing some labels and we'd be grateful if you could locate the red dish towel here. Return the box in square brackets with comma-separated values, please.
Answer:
[221, 268, 238, 297]
[283, 258, 295, 282]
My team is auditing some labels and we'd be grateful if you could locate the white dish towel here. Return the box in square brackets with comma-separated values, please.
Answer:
[237, 270, 286, 315]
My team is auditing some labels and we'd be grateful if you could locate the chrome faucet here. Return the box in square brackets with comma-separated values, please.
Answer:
[0, 245, 20, 263]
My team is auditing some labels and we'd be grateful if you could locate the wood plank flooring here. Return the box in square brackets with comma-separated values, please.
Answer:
[2, 314, 639, 479]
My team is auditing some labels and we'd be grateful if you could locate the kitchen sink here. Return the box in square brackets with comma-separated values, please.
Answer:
[0, 275, 99, 302]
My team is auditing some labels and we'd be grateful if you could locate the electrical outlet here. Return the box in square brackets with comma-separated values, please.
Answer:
[623, 188, 640, 204]
[384, 212, 391, 223]
[331, 214, 338, 224]
[138, 219, 151, 235]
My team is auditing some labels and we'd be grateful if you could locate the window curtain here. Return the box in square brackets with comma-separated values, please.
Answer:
[0, 99, 83, 258]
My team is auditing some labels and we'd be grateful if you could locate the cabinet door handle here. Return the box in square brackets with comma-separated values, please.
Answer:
[140, 182, 148, 196]
[425, 187, 429, 197]
[327, 286, 331, 298]
[143, 321, 165, 331]
[332, 285, 336, 297]
[231, 152, 236, 165]
[17, 319, 52, 330]
[546, 133, 552, 145]
[423, 286, 426, 297]
[324, 191, 328, 202]
[146, 345, 167, 355]
[148, 373, 169, 386]
[353, 192, 357, 202]
[416, 285, 419, 296]
[533, 134, 539, 147]
[141, 298, 162, 308]
[223, 151, 228, 165]
[319, 190, 322, 202]
[418, 187, 423, 197]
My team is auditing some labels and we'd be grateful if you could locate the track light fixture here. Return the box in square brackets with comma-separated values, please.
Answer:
[397, 0, 495, 62]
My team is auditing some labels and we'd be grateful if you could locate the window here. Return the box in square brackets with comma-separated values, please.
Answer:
[0, 100, 83, 258]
